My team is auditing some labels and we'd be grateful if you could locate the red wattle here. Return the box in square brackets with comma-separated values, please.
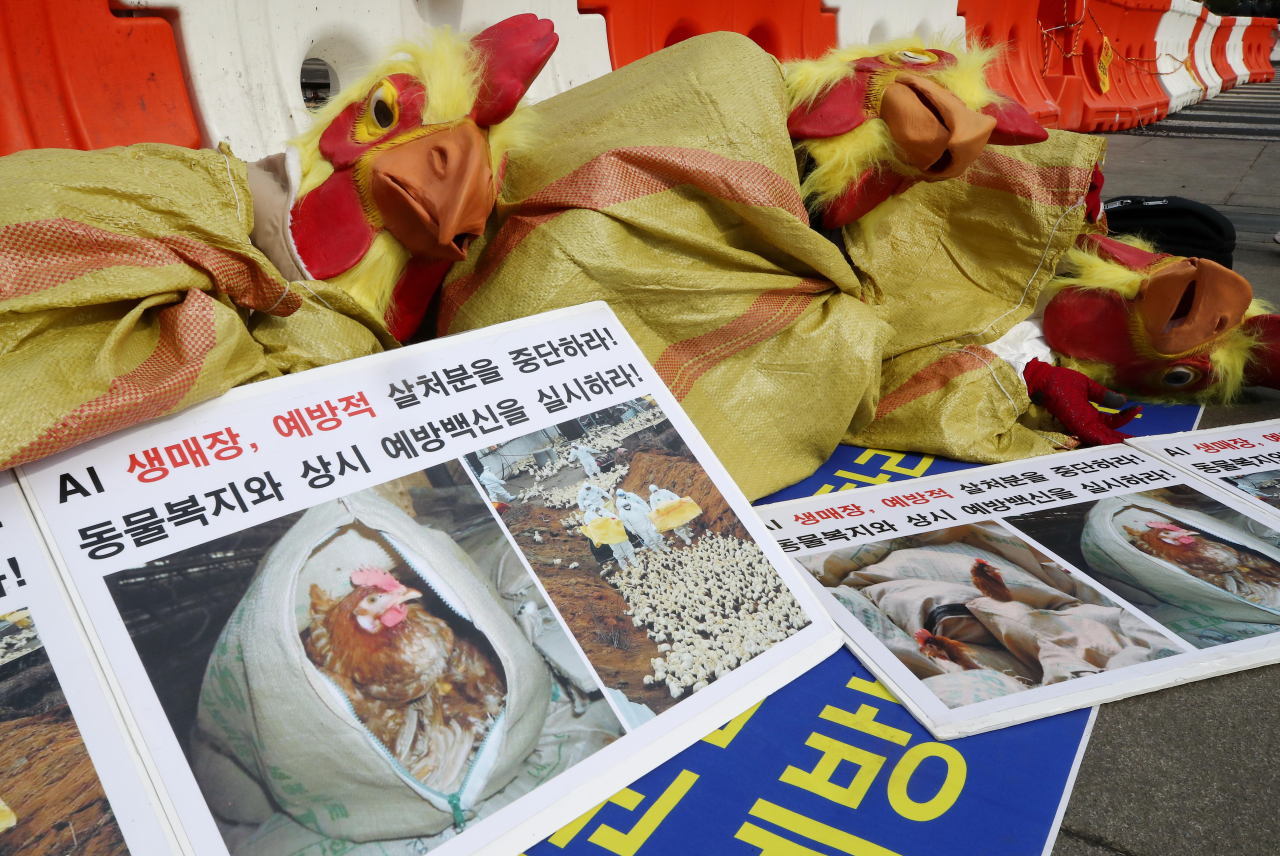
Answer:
[984, 98, 1049, 146]
[1243, 314, 1280, 389]
[381, 604, 408, 628]
[290, 171, 377, 280]
[1084, 165, 1105, 224]
[385, 258, 452, 342]
[822, 170, 915, 228]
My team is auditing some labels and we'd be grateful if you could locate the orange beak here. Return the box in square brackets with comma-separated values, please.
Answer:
[1134, 258, 1252, 355]
[369, 119, 496, 262]
[878, 73, 996, 180]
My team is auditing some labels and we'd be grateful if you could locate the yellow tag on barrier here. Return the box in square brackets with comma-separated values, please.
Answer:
[1097, 36, 1114, 92]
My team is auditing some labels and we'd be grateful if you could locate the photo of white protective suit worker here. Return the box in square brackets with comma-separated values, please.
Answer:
[464, 396, 808, 725]
[570, 443, 603, 478]
[798, 522, 1181, 710]
[478, 466, 516, 503]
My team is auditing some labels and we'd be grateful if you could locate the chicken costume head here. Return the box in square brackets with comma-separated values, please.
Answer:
[783, 41, 1049, 227]
[1044, 233, 1280, 402]
[287, 15, 556, 341]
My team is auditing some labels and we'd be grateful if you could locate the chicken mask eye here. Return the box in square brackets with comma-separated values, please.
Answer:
[353, 79, 400, 142]
[890, 49, 937, 66]
[1161, 365, 1202, 388]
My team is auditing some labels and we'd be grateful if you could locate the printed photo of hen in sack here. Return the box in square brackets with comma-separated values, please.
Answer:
[464, 396, 808, 727]
[1009, 485, 1280, 651]
[101, 467, 624, 855]
[799, 523, 1181, 710]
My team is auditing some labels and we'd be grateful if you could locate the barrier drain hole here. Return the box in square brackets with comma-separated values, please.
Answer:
[302, 58, 336, 110]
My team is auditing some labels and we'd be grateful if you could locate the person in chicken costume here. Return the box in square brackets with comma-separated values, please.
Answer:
[0, 14, 557, 470]
[1041, 233, 1270, 404]
[434, 32, 1280, 499]
[3, 20, 1275, 504]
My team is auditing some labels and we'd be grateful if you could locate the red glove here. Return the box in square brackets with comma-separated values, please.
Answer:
[1022, 358, 1142, 446]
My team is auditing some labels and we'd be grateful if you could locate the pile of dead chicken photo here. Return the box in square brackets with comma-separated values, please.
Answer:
[104, 467, 626, 853]
[0, 609, 128, 855]
[465, 395, 809, 725]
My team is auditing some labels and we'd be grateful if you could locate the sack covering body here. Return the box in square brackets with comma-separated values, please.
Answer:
[0, 144, 391, 470]
[437, 33, 1104, 498]
[1082, 496, 1280, 627]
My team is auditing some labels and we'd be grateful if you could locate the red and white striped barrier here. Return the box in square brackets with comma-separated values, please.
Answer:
[1156, 0, 1207, 114]
[1241, 17, 1279, 82]
[1193, 8, 1224, 100]
[2, 0, 1277, 160]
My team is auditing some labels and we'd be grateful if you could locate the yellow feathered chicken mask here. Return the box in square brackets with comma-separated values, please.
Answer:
[783, 41, 1049, 226]
[1043, 233, 1280, 402]
[287, 14, 555, 341]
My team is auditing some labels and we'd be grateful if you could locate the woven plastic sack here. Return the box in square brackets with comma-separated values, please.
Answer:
[1145, 602, 1280, 648]
[842, 131, 1102, 464]
[948, 524, 1108, 604]
[1082, 496, 1280, 625]
[800, 541, 902, 586]
[921, 670, 1029, 708]
[0, 144, 391, 471]
[861, 578, 1001, 645]
[221, 691, 622, 855]
[192, 490, 551, 841]
[847, 545, 1078, 610]
[826, 584, 946, 679]
[437, 32, 889, 501]
[966, 600, 1178, 684]
[649, 497, 701, 532]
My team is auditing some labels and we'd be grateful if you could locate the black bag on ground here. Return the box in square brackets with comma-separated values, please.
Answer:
[1103, 195, 1236, 268]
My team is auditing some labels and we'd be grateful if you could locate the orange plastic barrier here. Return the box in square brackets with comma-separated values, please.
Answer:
[1211, 15, 1238, 90]
[1242, 17, 1278, 83]
[1036, 0, 1171, 132]
[957, 0, 1061, 128]
[1112, 0, 1174, 125]
[1092, 0, 1169, 129]
[0, 0, 200, 156]
[576, 0, 836, 67]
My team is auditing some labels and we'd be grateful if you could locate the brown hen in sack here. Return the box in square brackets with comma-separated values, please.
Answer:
[191, 491, 549, 841]
[304, 567, 505, 790]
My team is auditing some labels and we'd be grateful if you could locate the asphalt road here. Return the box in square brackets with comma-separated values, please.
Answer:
[1050, 71, 1280, 856]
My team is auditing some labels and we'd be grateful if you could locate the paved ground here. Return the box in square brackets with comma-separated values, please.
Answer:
[1050, 73, 1280, 856]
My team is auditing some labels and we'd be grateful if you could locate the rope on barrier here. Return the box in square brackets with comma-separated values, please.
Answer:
[1039, 0, 1193, 78]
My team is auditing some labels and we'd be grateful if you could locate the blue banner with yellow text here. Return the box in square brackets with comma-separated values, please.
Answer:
[760, 402, 1200, 503]
[528, 650, 1091, 855]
